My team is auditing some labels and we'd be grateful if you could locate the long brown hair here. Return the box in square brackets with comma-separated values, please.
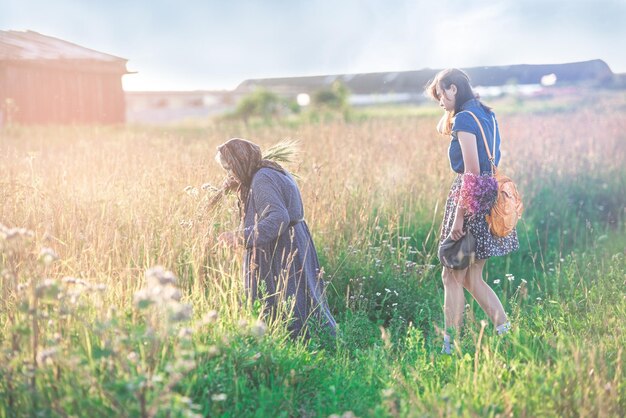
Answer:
[426, 68, 490, 135]
[216, 138, 287, 210]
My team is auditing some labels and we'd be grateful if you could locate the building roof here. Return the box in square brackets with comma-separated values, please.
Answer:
[236, 60, 614, 95]
[0, 30, 127, 63]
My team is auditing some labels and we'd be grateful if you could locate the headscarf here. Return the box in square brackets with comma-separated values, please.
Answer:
[216, 138, 287, 209]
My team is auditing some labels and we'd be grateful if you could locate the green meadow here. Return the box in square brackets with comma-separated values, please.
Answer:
[1, 91, 625, 417]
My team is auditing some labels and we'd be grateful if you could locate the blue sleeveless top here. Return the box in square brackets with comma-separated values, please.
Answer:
[449, 98, 501, 174]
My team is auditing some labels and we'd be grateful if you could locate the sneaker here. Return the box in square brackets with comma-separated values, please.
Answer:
[441, 340, 451, 355]
[496, 321, 511, 335]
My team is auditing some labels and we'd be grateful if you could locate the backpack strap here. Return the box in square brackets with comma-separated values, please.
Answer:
[459, 110, 497, 175]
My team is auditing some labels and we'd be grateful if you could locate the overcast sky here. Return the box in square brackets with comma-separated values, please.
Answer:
[2, 0, 625, 91]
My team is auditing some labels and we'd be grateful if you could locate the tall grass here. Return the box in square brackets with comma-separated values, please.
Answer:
[1, 96, 625, 416]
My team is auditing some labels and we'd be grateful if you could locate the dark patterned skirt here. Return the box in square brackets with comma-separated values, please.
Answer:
[440, 175, 519, 260]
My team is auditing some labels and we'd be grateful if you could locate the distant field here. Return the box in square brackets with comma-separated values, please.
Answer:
[1, 92, 625, 417]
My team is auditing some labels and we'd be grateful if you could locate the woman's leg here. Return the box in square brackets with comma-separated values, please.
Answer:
[463, 259, 508, 327]
[442, 266, 467, 335]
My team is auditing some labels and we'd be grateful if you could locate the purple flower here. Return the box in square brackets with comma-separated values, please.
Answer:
[460, 173, 498, 215]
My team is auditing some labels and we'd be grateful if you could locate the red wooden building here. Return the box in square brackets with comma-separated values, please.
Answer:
[0, 30, 129, 125]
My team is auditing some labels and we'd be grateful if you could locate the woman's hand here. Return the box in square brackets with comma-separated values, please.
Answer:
[218, 231, 241, 248]
[450, 214, 465, 241]
[221, 176, 239, 191]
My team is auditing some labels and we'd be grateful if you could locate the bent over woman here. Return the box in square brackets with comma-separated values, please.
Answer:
[215, 138, 336, 338]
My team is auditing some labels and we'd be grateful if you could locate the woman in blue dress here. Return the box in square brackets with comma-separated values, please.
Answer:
[215, 138, 336, 338]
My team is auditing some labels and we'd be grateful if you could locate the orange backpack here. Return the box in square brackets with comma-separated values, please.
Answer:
[463, 111, 524, 237]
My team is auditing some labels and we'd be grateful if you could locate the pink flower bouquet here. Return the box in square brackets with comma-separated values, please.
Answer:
[460, 173, 498, 215]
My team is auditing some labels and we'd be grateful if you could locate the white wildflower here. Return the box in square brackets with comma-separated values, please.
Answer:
[184, 186, 199, 197]
[250, 320, 267, 338]
[133, 289, 154, 308]
[93, 284, 107, 292]
[38, 247, 59, 266]
[169, 303, 192, 322]
[145, 266, 177, 287]
[203, 310, 219, 324]
[201, 182, 217, 192]
[207, 345, 220, 358]
[35, 278, 59, 298]
[178, 327, 193, 338]
[179, 219, 193, 229]
[36, 347, 58, 365]
[211, 393, 227, 402]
